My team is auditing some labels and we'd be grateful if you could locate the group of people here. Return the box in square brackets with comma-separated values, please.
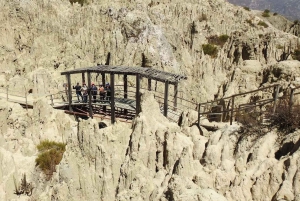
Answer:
[73, 82, 111, 103]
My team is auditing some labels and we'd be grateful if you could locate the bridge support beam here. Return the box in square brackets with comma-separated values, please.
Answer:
[124, 75, 128, 99]
[123, 74, 128, 115]
[82, 72, 85, 84]
[136, 74, 141, 114]
[111, 73, 115, 124]
[87, 72, 93, 118]
[66, 74, 72, 111]
[174, 83, 178, 111]
[164, 81, 169, 117]
[148, 79, 151, 91]
[101, 73, 105, 87]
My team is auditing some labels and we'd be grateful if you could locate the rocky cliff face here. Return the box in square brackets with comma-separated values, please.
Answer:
[2, 92, 300, 201]
[0, 0, 298, 102]
[1, 0, 300, 200]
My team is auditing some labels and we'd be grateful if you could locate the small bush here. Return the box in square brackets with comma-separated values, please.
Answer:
[207, 34, 229, 47]
[243, 7, 250, 11]
[69, 0, 87, 6]
[294, 20, 299, 25]
[266, 98, 300, 133]
[36, 140, 66, 180]
[273, 12, 278, 16]
[202, 44, 218, 58]
[292, 48, 300, 61]
[258, 21, 269, 28]
[262, 10, 270, 17]
[246, 19, 255, 27]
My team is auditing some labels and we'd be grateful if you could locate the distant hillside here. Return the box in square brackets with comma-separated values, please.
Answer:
[227, 0, 300, 20]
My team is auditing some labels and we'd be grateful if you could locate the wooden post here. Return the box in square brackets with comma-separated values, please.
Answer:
[124, 74, 128, 99]
[230, 95, 235, 125]
[124, 74, 128, 115]
[198, 103, 201, 128]
[164, 81, 169, 117]
[136, 74, 141, 114]
[273, 85, 280, 114]
[174, 83, 178, 111]
[148, 79, 151, 91]
[67, 74, 72, 111]
[87, 72, 93, 118]
[289, 88, 295, 113]
[101, 73, 105, 87]
[82, 72, 85, 84]
[111, 73, 115, 124]
[102, 72, 106, 112]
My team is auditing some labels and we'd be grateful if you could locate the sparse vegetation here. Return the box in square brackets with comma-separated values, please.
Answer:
[262, 9, 270, 17]
[246, 19, 255, 27]
[69, 0, 87, 6]
[14, 174, 33, 196]
[35, 140, 66, 180]
[207, 34, 229, 47]
[273, 12, 278, 16]
[258, 21, 269, 28]
[292, 47, 300, 61]
[202, 44, 218, 58]
[266, 98, 300, 133]
[243, 7, 250, 11]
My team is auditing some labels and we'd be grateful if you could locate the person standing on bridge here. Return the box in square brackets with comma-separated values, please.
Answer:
[73, 83, 83, 102]
[81, 83, 88, 103]
[90, 83, 98, 103]
[99, 84, 105, 101]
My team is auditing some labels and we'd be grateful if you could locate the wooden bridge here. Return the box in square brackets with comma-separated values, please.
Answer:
[1, 65, 300, 127]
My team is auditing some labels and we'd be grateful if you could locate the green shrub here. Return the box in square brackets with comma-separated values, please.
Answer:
[258, 21, 269, 28]
[202, 44, 218, 58]
[246, 19, 255, 27]
[273, 12, 278, 16]
[207, 34, 229, 47]
[243, 7, 250, 11]
[262, 10, 270, 17]
[36, 140, 66, 180]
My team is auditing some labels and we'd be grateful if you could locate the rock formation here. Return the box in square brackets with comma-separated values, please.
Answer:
[1, 0, 300, 200]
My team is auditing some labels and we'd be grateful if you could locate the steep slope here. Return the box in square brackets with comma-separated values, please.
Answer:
[0, 0, 298, 102]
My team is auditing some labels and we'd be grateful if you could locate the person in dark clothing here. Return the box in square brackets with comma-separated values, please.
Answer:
[91, 83, 98, 103]
[105, 83, 111, 100]
[73, 83, 83, 102]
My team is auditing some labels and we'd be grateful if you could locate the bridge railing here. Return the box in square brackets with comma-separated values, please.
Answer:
[198, 84, 281, 126]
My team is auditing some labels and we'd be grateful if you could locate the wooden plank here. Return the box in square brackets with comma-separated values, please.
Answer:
[111, 73, 115, 124]
[164, 81, 169, 117]
[87, 72, 93, 117]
